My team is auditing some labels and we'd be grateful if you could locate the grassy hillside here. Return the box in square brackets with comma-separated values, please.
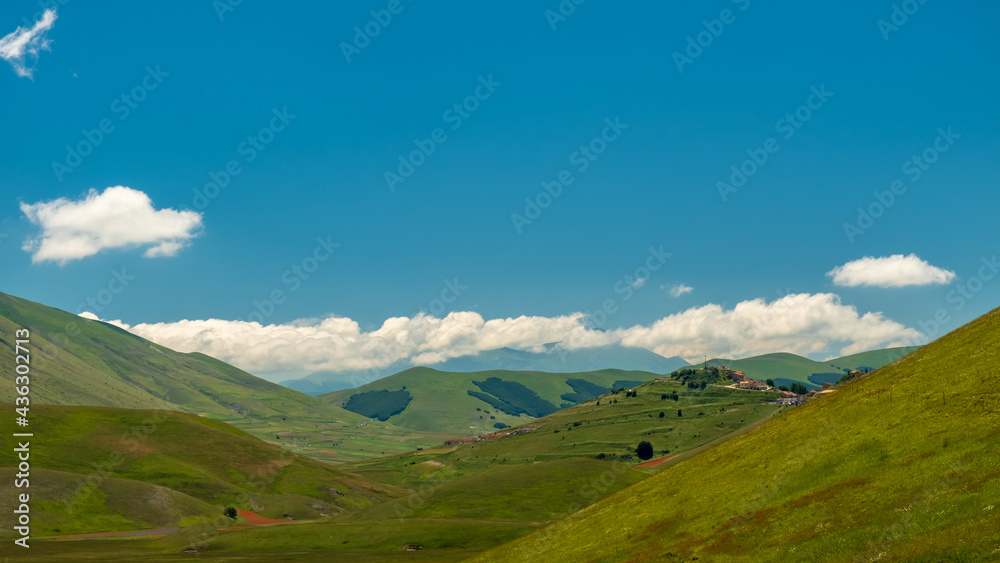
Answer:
[343, 376, 782, 508]
[321, 367, 658, 435]
[0, 291, 448, 461]
[0, 291, 361, 420]
[0, 405, 398, 538]
[474, 308, 1000, 562]
[708, 346, 919, 389]
[5, 369, 783, 560]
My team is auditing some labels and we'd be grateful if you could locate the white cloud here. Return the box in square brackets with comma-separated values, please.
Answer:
[668, 284, 694, 297]
[828, 254, 955, 288]
[95, 293, 922, 378]
[21, 186, 203, 264]
[615, 293, 920, 359]
[632, 278, 646, 288]
[0, 9, 57, 78]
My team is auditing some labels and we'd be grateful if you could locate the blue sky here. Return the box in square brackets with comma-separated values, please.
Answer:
[2, 1, 998, 380]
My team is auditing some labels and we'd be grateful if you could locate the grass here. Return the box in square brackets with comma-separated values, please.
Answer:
[0, 518, 537, 561]
[333, 377, 781, 533]
[0, 405, 400, 537]
[0, 371, 782, 560]
[472, 307, 1000, 562]
[321, 367, 662, 435]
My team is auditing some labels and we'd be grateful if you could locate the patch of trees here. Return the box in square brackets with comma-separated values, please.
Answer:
[560, 378, 610, 404]
[560, 379, 646, 405]
[343, 389, 413, 421]
[670, 367, 721, 389]
[467, 377, 558, 418]
[808, 373, 846, 386]
[636, 441, 654, 460]
[789, 383, 809, 395]
[493, 422, 508, 429]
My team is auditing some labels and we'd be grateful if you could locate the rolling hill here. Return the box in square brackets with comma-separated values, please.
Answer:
[707, 346, 920, 389]
[0, 291, 451, 461]
[473, 307, 1000, 562]
[42, 364, 785, 560]
[0, 291, 362, 420]
[0, 405, 399, 538]
[320, 367, 660, 435]
[283, 344, 688, 395]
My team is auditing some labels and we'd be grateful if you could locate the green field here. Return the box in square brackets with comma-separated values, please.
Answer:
[321, 366, 658, 435]
[0, 369, 784, 560]
[474, 307, 1000, 562]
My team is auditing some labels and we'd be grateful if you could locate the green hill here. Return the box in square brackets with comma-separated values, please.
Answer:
[0, 291, 448, 461]
[474, 308, 1000, 562]
[0, 405, 398, 538]
[321, 367, 659, 435]
[7, 363, 784, 560]
[0, 291, 361, 420]
[708, 347, 920, 389]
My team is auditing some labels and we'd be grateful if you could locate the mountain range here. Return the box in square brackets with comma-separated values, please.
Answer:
[283, 343, 689, 395]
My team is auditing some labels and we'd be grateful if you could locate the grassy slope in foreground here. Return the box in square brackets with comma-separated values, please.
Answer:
[475, 307, 1000, 562]
[321, 367, 658, 435]
[0, 405, 398, 538]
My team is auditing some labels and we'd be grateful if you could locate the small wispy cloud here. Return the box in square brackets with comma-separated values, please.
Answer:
[667, 284, 694, 297]
[828, 254, 955, 288]
[0, 9, 57, 78]
[632, 278, 646, 288]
